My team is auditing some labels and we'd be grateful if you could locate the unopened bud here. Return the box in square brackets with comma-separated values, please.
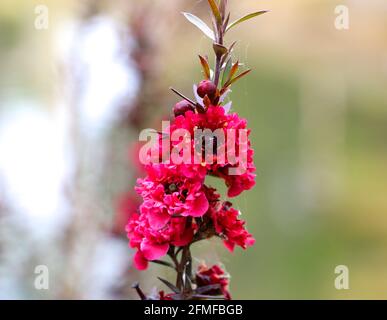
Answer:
[197, 80, 217, 100]
[173, 100, 194, 117]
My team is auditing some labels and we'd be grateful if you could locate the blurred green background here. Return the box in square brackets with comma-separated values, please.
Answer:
[0, 0, 386, 299]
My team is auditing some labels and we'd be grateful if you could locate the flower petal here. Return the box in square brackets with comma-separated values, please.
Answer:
[172, 227, 194, 247]
[224, 240, 235, 252]
[245, 236, 256, 247]
[133, 251, 148, 270]
[140, 240, 169, 261]
[147, 208, 170, 230]
[186, 192, 209, 217]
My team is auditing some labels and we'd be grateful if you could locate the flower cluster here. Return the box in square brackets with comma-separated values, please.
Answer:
[126, 104, 255, 270]
[124, 0, 266, 300]
[170, 104, 256, 197]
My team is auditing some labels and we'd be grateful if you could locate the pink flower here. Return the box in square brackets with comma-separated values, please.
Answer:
[193, 186, 254, 252]
[211, 201, 255, 252]
[126, 213, 195, 270]
[133, 251, 149, 270]
[169, 105, 256, 197]
[135, 164, 209, 229]
[195, 263, 231, 300]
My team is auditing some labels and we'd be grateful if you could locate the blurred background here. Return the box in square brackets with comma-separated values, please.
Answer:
[0, 0, 386, 299]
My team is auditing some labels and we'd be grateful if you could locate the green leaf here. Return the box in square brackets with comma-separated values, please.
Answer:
[221, 58, 232, 86]
[213, 43, 228, 58]
[228, 61, 239, 82]
[228, 41, 237, 53]
[226, 10, 268, 32]
[223, 60, 239, 88]
[182, 12, 215, 41]
[222, 12, 230, 33]
[198, 55, 211, 80]
[157, 277, 180, 294]
[150, 260, 176, 269]
[224, 69, 252, 87]
[207, 0, 222, 25]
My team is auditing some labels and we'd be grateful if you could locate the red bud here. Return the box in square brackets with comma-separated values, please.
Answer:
[173, 100, 194, 117]
[197, 80, 217, 100]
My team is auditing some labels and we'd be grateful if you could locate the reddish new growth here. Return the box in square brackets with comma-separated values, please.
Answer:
[126, 0, 267, 300]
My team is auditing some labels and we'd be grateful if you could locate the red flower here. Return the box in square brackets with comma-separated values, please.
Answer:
[211, 202, 255, 252]
[169, 105, 256, 197]
[135, 164, 209, 229]
[126, 212, 195, 270]
[195, 263, 231, 300]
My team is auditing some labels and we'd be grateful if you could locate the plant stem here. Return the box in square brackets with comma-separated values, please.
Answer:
[213, 2, 226, 87]
[132, 282, 147, 300]
[214, 52, 222, 87]
[176, 246, 189, 291]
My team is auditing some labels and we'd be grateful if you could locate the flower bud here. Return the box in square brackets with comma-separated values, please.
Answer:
[173, 100, 194, 117]
[197, 80, 217, 100]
